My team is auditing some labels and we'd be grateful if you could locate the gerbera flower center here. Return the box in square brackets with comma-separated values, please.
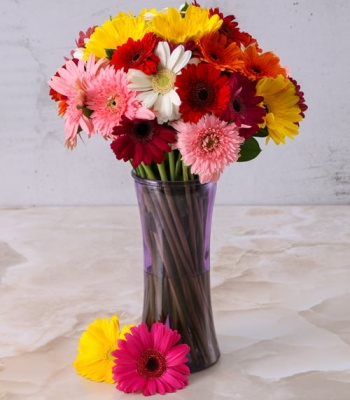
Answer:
[209, 52, 219, 61]
[132, 121, 154, 142]
[152, 69, 176, 95]
[201, 129, 220, 153]
[232, 98, 241, 112]
[191, 83, 215, 108]
[251, 65, 262, 75]
[100, 344, 116, 362]
[106, 349, 115, 361]
[131, 51, 142, 62]
[107, 94, 122, 112]
[137, 349, 167, 378]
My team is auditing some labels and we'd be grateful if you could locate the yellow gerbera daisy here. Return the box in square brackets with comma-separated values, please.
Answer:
[148, 5, 223, 44]
[73, 315, 134, 383]
[256, 75, 303, 144]
[84, 13, 149, 60]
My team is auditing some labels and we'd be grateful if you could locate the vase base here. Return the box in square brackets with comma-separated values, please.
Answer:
[186, 338, 221, 373]
[188, 352, 220, 373]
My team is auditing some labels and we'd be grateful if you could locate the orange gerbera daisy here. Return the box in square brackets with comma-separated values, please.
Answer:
[49, 85, 68, 116]
[198, 31, 244, 72]
[57, 99, 68, 116]
[49, 70, 68, 117]
[243, 45, 288, 81]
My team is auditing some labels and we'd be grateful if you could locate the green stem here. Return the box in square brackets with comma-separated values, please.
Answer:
[134, 164, 146, 178]
[142, 164, 157, 180]
[157, 162, 168, 181]
[182, 162, 189, 181]
[175, 155, 182, 180]
[168, 151, 176, 181]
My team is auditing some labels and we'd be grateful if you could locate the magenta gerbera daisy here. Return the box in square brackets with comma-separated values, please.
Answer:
[221, 73, 266, 139]
[110, 117, 176, 167]
[86, 65, 154, 137]
[112, 322, 190, 396]
[173, 114, 244, 183]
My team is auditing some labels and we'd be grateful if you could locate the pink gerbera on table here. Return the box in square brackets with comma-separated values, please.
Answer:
[112, 322, 190, 396]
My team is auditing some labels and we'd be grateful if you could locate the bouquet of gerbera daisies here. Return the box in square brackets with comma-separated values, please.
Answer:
[48, 2, 307, 183]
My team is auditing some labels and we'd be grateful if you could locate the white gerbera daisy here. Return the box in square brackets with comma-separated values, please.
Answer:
[127, 41, 192, 124]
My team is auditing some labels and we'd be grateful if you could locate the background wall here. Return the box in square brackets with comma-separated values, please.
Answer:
[0, 0, 349, 206]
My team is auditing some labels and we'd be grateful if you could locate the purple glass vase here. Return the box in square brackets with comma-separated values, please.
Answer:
[133, 172, 220, 372]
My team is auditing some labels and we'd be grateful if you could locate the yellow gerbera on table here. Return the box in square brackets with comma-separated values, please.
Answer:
[73, 315, 134, 384]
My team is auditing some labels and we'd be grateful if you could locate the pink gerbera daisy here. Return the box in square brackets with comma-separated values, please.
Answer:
[86, 66, 154, 137]
[48, 55, 107, 148]
[173, 114, 244, 183]
[112, 322, 190, 396]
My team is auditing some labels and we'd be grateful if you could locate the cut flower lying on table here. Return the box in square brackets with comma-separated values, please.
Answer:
[48, 2, 307, 184]
[73, 316, 190, 396]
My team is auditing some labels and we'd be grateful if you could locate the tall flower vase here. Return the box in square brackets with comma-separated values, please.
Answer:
[133, 172, 220, 373]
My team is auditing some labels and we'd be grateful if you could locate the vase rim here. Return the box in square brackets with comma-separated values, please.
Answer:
[131, 170, 214, 188]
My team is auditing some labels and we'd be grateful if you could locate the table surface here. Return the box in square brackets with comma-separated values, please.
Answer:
[0, 205, 349, 400]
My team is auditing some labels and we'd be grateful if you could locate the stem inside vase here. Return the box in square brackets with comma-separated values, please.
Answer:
[133, 172, 220, 372]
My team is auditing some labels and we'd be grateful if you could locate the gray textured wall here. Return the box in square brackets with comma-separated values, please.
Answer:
[1, 0, 349, 205]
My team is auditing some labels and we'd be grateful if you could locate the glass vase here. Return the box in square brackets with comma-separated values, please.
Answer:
[133, 172, 220, 372]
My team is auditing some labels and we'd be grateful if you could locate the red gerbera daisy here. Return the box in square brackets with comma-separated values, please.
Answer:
[110, 32, 160, 75]
[221, 73, 266, 139]
[175, 63, 231, 123]
[209, 8, 258, 48]
[112, 322, 190, 396]
[110, 117, 176, 167]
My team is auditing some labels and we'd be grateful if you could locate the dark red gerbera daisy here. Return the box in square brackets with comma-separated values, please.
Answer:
[75, 26, 97, 48]
[221, 73, 266, 139]
[175, 63, 231, 123]
[289, 76, 308, 120]
[209, 8, 258, 48]
[110, 32, 160, 75]
[110, 117, 176, 167]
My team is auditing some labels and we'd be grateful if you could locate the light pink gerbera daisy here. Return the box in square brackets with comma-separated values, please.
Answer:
[173, 114, 244, 183]
[48, 55, 107, 148]
[112, 322, 190, 396]
[86, 66, 154, 137]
